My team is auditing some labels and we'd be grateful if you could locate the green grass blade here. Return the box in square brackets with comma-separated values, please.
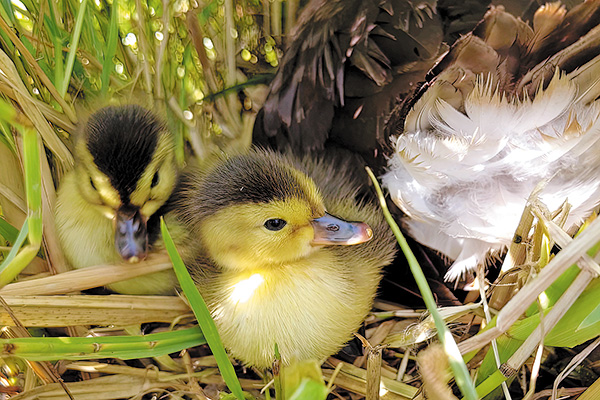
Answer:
[525, 222, 600, 317]
[365, 167, 478, 400]
[160, 218, 245, 400]
[23, 127, 42, 243]
[509, 279, 600, 347]
[59, 0, 88, 97]
[0, 99, 17, 124]
[0, 327, 206, 361]
[0, 121, 17, 153]
[474, 370, 507, 399]
[0, 216, 19, 244]
[203, 75, 274, 102]
[0, 0, 15, 25]
[474, 334, 521, 398]
[43, 14, 64, 87]
[100, 0, 119, 97]
[0, 117, 42, 286]
[0, 218, 28, 270]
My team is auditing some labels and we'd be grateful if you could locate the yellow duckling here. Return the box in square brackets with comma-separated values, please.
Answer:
[170, 149, 396, 368]
[55, 105, 178, 294]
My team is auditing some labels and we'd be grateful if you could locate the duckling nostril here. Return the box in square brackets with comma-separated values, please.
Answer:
[312, 212, 372, 245]
[326, 224, 340, 232]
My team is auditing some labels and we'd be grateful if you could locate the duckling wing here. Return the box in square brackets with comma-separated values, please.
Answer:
[383, 2, 600, 281]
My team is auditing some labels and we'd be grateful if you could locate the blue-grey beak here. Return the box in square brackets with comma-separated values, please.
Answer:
[311, 212, 373, 245]
[115, 206, 148, 263]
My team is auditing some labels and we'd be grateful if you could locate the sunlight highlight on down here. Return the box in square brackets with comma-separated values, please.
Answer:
[229, 273, 264, 304]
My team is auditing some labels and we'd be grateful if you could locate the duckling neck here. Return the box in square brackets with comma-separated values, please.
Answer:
[211, 247, 321, 274]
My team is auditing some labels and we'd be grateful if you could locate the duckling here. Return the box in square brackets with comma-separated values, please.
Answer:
[55, 105, 178, 294]
[382, 1, 600, 281]
[170, 149, 396, 368]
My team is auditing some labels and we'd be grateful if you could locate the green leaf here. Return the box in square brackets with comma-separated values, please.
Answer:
[579, 301, 600, 330]
[543, 279, 600, 347]
[474, 370, 508, 399]
[525, 221, 600, 317]
[0, 100, 17, 124]
[509, 279, 600, 348]
[23, 127, 42, 243]
[578, 378, 600, 400]
[0, 125, 42, 286]
[0, 218, 28, 272]
[0, 216, 18, 244]
[160, 218, 245, 400]
[0, 121, 17, 153]
[474, 334, 521, 399]
[288, 379, 328, 400]
[221, 393, 256, 400]
[474, 280, 600, 397]
[281, 360, 326, 400]
[203, 74, 275, 102]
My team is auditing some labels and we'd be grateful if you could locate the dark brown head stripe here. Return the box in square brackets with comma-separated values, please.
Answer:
[85, 105, 163, 202]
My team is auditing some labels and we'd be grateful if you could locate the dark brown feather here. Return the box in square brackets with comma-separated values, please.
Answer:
[253, 0, 447, 174]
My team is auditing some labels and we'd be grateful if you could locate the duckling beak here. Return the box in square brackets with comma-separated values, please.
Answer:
[311, 212, 373, 246]
[115, 205, 148, 263]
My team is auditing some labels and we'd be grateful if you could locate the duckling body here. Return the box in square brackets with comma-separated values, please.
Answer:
[172, 149, 396, 367]
[55, 105, 178, 294]
[196, 250, 377, 366]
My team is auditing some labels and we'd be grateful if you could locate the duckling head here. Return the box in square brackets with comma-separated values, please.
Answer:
[181, 150, 373, 272]
[74, 105, 177, 262]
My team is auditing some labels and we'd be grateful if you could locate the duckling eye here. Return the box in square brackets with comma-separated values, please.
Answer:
[151, 171, 159, 188]
[264, 219, 287, 231]
[89, 178, 97, 191]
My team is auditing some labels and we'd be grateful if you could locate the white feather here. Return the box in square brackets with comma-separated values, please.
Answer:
[384, 67, 600, 280]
